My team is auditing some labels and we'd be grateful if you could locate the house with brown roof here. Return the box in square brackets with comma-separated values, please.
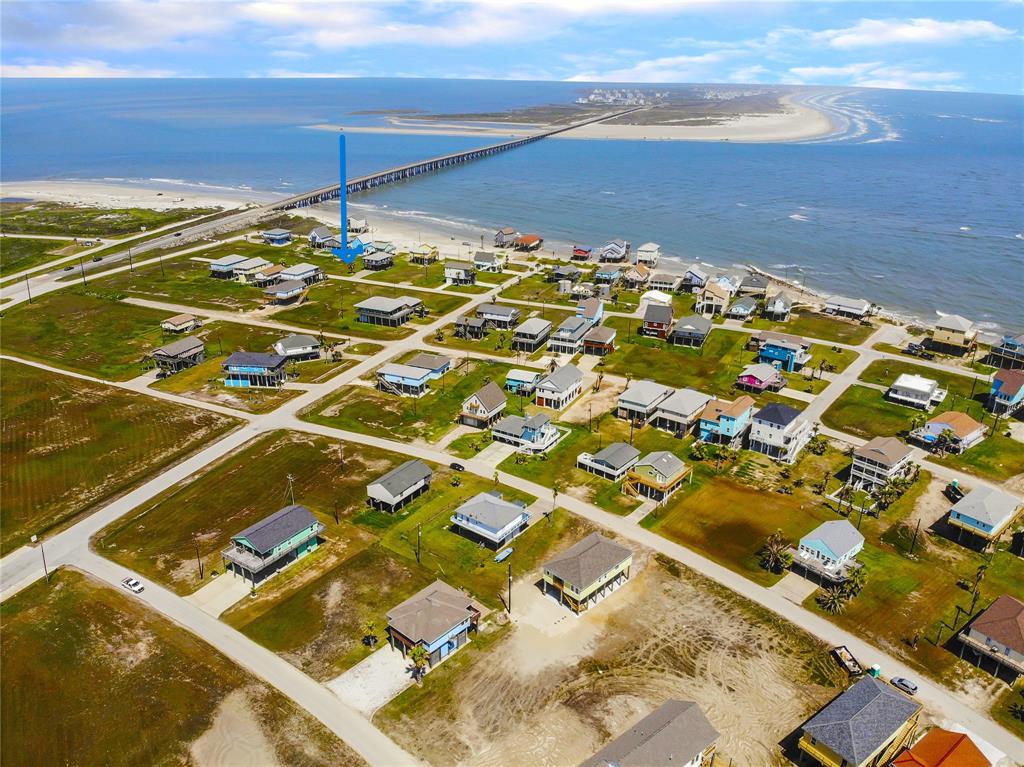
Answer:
[697, 396, 755, 447]
[988, 368, 1024, 416]
[909, 410, 986, 453]
[959, 594, 1024, 681]
[695, 281, 730, 316]
[849, 436, 914, 490]
[386, 580, 482, 667]
[160, 313, 201, 333]
[460, 381, 507, 428]
[891, 727, 991, 767]
[543, 533, 632, 613]
[579, 700, 718, 767]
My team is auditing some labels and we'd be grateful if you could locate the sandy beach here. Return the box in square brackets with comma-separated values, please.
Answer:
[305, 93, 836, 144]
[0, 179, 271, 211]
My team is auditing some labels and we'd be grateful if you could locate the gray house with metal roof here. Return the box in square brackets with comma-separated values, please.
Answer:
[150, 336, 205, 374]
[798, 675, 921, 767]
[222, 505, 324, 584]
[367, 459, 433, 513]
[579, 699, 719, 767]
[576, 442, 641, 481]
[450, 491, 530, 549]
[618, 380, 674, 424]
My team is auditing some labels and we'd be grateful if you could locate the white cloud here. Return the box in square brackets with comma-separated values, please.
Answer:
[263, 68, 360, 78]
[566, 50, 742, 82]
[789, 62, 882, 79]
[0, 58, 174, 77]
[814, 18, 1015, 49]
[787, 61, 964, 91]
[729, 64, 769, 83]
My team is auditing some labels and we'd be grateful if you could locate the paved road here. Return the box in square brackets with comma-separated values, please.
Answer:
[70, 550, 422, 767]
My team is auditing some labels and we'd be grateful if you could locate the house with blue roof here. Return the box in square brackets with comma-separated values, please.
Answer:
[222, 352, 288, 388]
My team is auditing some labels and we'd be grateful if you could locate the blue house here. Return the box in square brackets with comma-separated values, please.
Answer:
[698, 395, 755, 447]
[989, 368, 1024, 416]
[261, 228, 292, 246]
[594, 266, 621, 285]
[387, 580, 481, 668]
[796, 519, 864, 581]
[222, 505, 324, 584]
[576, 297, 604, 325]
[404, 353, 452, 380]
[222, 352, 288, 388]
[758, 335, 812, 373]
[208, 253, 247, 278]
[949, 486, 1022, 543]
[376, 363, 433, 397]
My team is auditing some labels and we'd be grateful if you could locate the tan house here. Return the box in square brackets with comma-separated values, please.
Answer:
[460, 381, 507, 428]
[543, 533, 632, 613]
[160, 313, 201, 333]
[695, 281, 730, 316]
[408, 243, 439, 264]
[850, 436, 914, 490]
[931, 314, 978, 354]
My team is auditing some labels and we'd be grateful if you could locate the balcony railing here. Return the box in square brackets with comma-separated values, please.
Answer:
[222, 523, 324, 572]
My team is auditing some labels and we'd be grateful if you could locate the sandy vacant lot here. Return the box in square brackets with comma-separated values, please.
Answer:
[377, 550, 847, 766]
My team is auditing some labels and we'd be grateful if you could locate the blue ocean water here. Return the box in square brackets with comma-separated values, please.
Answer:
[2, 78, 1021, 332]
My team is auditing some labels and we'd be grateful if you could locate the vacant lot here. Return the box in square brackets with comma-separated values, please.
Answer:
[933, 433, 1024, 484]
[0, 201, 218, 236]
[1, 361, 238, 554]
[0, 236, 81, 277]
[96, 431, 390, 594]
[0, 569, 364, 767]
[821, 385, 919, 439]
[642, 446, 850, 585]
[274, 279, 468, 340]
[426, 322, 518, 358]
[363, 258, 447, 288]
[305, 358, 521, 442]
[748, 311, 876, 345]
[376, 553, 846, 767]
[1, 289, 175, 380]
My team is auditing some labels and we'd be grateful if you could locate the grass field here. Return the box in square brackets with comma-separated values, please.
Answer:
[95, 431, 391, 594]
[0, 569, 364, 766]
[0, 201, 219, 237]
[1, 361, 238, 554]
[304, 358, 521, 442]
[0, 289, 176, 380]
[823, 360, 989, 440]
[425, 322, 518, 358]
[497, 413, 691, 515]
[274, 279, 468, 340]
[747, 311, 876, 345]
[498, 273, 579, 308]
[641, 446, 851, 585]
[933, 433, 1024, 483]
[0, 236, 81, 277]
[362, 259, 447, 288]
[95, 251, 267, 311]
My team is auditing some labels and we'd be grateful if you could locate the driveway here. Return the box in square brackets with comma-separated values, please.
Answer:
[326, 645, 417, 717]
[184, 572, 252, 617]
[475, 441, 516, 467]
[769, 571, 819, 605]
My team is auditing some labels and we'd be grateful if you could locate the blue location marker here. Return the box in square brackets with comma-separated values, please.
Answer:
[331, 132, 364, 264]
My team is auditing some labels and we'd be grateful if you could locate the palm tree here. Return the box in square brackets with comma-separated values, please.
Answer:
[843, 566, 867, 598]
[818, 586, 848, 614]
[973, 564, 988, 596]
[409, 645, 430, 683]
[363, 618, 380, 648]
[759, 529, 792, 573]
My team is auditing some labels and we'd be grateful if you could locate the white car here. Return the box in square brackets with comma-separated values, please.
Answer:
[121, 577, 144, 594]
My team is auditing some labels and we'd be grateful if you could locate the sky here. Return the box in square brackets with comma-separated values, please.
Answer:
[1, 1, 1021, 94]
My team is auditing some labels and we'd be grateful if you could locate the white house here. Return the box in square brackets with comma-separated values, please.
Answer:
[535, 364, 583, 410]
[473, 251, 505, 272]
[272, 333, 320, 361]
[160, 313, 201, 333]
[887, 373, 948, 410]
[460, 381, 507, 428]
[652, 388, 713, 436]
[910, 411, 986, 453]
[450, 492, 530, 549]
[232, 257, 273, 284]
[617, 380, 673, 425]
[635, 242, 661, 267]
[279, 262, 324, 285]
[444, 260, 476, 286]
[576, 442, 641, 482]
[850, 436, 914, 489]
[491, 413, 560, 453]
[824, 295, 871, 319]
[747, 403, 813, 464]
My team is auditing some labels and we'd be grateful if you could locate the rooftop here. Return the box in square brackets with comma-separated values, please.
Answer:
[968, 594, 1024, 655]
[477, 303, 519, 318]
[468, 381, 507, 412]
[223, 351, 287, 369]
[923, 410, 983, 440]
[370, 459, 433, 497]
[579, 700, 718, 767]
[801, 519, 864, 560]
[892, 373, 938, 394]
[152, 335, 204, 358]
[453, 491, 526, 531]
[891, 727, 990, 767]
[590, 442, 640, 471]
[658, 388, 712, 415]
[405, 352, 451, 371]
[635, 450, 686, 478]
[671, 315, 712, 335]
[545, 532, 631, 591]
[515, 317, 552, 336]
[700, 396, 755, 422]
[854, 436, 913, 466]
[538, 363, 582, 393]
[935, 314, 975, 333]
[387, 580, 478, 645]
[233, 505, 317, 556]
[755, 402, 803, 427]
[951, 486, 1021, 526]
[620, 379, 673, 408]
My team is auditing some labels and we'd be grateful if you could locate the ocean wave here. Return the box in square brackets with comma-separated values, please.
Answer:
[771, 263, 799, 269]
[789, 213, 810, 222]
[736, 202, 747, 207]
[959, 226, 971, 231]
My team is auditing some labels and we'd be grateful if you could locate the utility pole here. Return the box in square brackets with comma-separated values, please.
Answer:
[23, 275, 32, 303]
[193, 533, 205, 580]
[507, 562, 512, 614]
[128, 248, 134, 272]
[38, 539, 49, 583]
[286, 474, 296, 505]
[589, 403, 593, 432]
[416, 524, 422, 563]
[909, 518, 921, 555]
[158, 252, 165, 277]
[78, 257, 86, 286]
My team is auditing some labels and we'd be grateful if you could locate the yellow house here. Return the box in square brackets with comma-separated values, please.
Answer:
[799, 676, 921, 767]
[408, 243, 439, 264]
[623, 451, 691, 503]
[931, 314, 977, 353]
[543, 533, 632, 613]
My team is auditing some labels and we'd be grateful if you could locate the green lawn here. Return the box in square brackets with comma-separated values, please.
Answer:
[641, 447, 851, 585]
[0, 289, 176, 380]
[748, 311, 876, 345]
[498, 273, 578, 308]
[821, 385, 921, 439]
[0, 236, 80, 277]
[94, 251, 267, 311]
[933, 433, 1024, 483]
[305, 358, 522, 442]
[347, 341, 385, 355]
[497, 413, 691, 515]
[95, 431, 395, 594]
[362, 258, 447, 288]
[858, 358, 988, 415]
[274, 279, 468, 340]
[0, 360, 238, 554]
[1, 569, 363, 766]
[0, 201, 218, 237]
[811, 344, 859, 374]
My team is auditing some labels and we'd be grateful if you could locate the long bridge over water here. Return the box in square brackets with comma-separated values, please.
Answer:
[132, 106, 642, 254]
[272, 106, 643, 211]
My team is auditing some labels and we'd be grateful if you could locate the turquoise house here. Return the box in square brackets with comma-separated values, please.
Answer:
[222, 351, 288, 388]
[222, 505, 324, 584]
